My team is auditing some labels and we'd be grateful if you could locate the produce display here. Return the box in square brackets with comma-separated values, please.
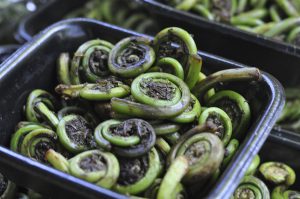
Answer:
[66, 0, 159, 34]
[161, 0, 300, 46]
[232, 156, 299, 199]
[9, 27, 263, 198]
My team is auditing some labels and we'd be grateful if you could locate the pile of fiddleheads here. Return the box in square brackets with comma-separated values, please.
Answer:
[162, 0, 300, 46]
[10, 27, 262, 198]
[232, 155, 299, 199]
[66, 0, 159, 35]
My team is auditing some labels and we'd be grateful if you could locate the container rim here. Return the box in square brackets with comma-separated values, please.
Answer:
[138, 0, 300, 58]
[0, 18, 285, 199]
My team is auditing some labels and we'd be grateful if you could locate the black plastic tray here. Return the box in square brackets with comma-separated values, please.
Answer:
[16, 0, 300, 85]
[1, 18, 284, 199]
[259, 133, 300, 188]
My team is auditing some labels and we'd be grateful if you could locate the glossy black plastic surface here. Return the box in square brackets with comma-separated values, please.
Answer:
[1, 19, 284, 199]
[16, 0, 300, 84]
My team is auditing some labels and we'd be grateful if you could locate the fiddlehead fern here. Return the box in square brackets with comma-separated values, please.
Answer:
[113, 148, 161, 195]
[112, 72, 191, 119]
[170, 94, 201, 123]
[157, 156, 189, 199]
[57, 106, 99, 126]
[167, 124, 224, 184]
[25, 89, 59, 128]
[57, 53, 71, 85]
[94, 119, 156, 157]
[20, 128, 59, 162]
[231, 176, 270, 199]
[55, 77, 130, 101]
[70, 39, 114, 84]
[198, 107, 232, 145]
[192, 67, 261, 101]
[259, 162, 296, 186]
[155, 57, 185, 80]
[245, 155, 261, 176]
[108, 36, 155, 78]
[272, 186, 300, 199]
[10, 122, 49, 153]
[207, 90, 251, 138]
[153, 27, 201, 89]
[46, 149, 119, 189]
[57, 115, 96, 153]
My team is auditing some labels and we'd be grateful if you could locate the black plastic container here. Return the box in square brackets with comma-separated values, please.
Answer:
[258, 133, 300, 188]
[1, 18, 284, 199]
[16, 0, 300, 85]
